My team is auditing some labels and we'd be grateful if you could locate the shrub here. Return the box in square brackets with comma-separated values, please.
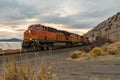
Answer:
[106, 47, 119, 55]
[90, 47, 103, 57]
[101, 44, 120, 55]
[101, 46, 110, 52]
[70, 51, 80, 59]
[69, 51, 85, 59]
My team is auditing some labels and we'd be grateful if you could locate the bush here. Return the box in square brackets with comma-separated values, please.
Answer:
[101, 44, 120, 55]
[70, 51, 85, 59]
[106, 47, 119, 55]
[69, 51, 85, 59]
[101, 46, 110, 52]
[90, 47, 103, 57]
[70, 52, 80, 59]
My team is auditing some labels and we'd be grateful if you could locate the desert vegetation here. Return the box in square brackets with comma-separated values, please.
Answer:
[0, 56, 54, 80]
[69, 42, 120, 61]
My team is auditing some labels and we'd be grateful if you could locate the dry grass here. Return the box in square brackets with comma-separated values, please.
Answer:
[0, 57, 54, 80]
[69, 41, 120, 61]
[0, 42, 56, 80]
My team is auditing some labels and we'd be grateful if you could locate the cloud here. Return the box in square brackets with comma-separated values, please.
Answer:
[0, 0, 120, 39]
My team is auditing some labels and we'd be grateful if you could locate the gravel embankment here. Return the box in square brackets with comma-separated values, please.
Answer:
[0, 47, 120, 80]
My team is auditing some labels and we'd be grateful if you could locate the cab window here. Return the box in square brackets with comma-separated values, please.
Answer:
[28, 26, 42, 30]
[34, 26, 42, 30]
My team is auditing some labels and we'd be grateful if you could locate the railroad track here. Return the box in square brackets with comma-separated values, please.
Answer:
[0, 45, 91, 56]
[0, 46, 81, 65]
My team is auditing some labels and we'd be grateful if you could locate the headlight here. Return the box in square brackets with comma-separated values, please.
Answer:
[30, 38, 32, 40]
[28, 30, 31, 33]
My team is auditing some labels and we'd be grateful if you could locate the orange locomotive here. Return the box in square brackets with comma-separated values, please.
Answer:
[22, 24, 89, 51]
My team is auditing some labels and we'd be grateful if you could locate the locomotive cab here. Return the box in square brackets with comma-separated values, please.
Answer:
[24, 24, 46, 41]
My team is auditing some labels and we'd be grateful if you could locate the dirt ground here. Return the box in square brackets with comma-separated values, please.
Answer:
[42, 48, 120, 80]
[0, 47, 120, 80]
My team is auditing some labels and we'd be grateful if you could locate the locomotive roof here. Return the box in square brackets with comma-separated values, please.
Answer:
[47, 27, 57, 32]
[28, 24, 81, 36]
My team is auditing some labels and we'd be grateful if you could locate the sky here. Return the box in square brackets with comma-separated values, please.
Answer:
[0, 0, 120, 39]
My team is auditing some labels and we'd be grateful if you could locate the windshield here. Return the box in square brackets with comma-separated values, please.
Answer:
[28, 26, 42, 30]
[34, 26, 42, 30]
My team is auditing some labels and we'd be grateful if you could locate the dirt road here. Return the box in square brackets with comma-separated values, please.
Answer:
[0, 47, 120, 80]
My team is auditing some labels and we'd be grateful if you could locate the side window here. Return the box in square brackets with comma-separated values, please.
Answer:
[70, 34, 74, 36]
[34, 26, 41, 30]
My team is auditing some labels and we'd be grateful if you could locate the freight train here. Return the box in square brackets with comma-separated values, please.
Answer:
[22, 24, 89, 51]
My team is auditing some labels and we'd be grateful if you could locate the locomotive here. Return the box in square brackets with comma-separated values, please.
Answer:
[22, 24, 89, 51]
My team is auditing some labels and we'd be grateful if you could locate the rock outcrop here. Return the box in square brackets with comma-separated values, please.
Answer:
[85, 12, 120, 42]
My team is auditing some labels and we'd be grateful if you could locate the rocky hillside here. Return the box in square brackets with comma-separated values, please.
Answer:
[85, 12, 120, 42]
